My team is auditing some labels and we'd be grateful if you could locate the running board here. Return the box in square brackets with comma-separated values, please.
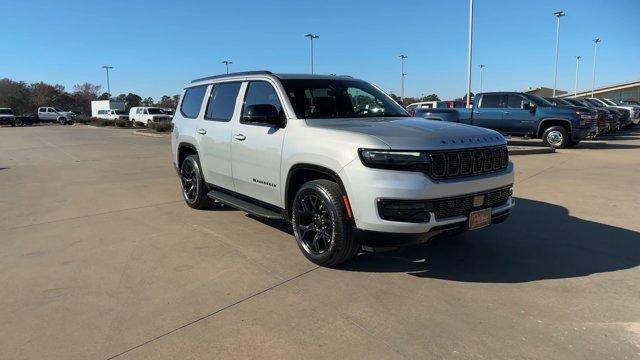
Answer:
[207, 190, 284, 220]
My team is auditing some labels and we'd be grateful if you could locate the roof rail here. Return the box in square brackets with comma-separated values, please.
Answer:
[191, 71, 273, 83]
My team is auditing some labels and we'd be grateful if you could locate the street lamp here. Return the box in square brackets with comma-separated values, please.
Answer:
[465, 0, 474, 108]
[222, 60, 232, 74]
[304, 33, 319, 74]
[101, 65, 113, 98]
[591, 37, 602, 97]
[552, 10, 565, 97]
[479, 64, 485, 93]
[574, 55, 582, 97]
[399, 54, 408, 102]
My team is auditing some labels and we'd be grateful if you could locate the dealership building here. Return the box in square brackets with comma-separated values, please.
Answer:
[526, 79, 640, 103]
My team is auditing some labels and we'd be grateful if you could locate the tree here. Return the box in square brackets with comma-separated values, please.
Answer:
[156, 95, 179, 109]
[71, 82, 101, 116]
[98, 92, 110, 100]
[30, 82, 64, 109]
[141, 97, 154, 106]
[423, 94, 440, 101]
[0, 78, 31, 114]
[124, 93, 142, 110]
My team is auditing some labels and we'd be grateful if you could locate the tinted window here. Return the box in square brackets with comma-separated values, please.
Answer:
[280, 79, 409, 119]
[180, 86, 207, 118]
[0, 109, 13, 115]
[242, 81, 285, 123]
[480, 95, 505, 108]
[507, 95, 525, 109]
[147, 108, 166, 114]
[205, 82, 241, 122]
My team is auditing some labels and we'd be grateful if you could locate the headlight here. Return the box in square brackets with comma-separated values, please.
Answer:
[359, 149, 430, 171]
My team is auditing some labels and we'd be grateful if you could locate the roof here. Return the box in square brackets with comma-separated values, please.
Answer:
[559, 79, 640, 98]
[190, 71, 359, 84]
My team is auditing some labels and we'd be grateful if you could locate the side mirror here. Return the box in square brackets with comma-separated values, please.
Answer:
[242, 104, 284, 127]
[521, 101, 535, 111]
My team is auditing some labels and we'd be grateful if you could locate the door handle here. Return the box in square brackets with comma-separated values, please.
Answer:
[196, 128, 207, 135]
[233, 134, 246, 141]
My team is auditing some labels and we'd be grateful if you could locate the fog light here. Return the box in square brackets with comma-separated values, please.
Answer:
[378, 200, 430, 222]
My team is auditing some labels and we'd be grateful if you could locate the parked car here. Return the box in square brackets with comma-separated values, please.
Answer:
[171, 71, 515, 266]
[544, 97, 608, 135]
[583, 98, 632, 129]
[129, 107, 172, 126]
[412, 92, 597, 148]
[563, 98, 620, 132]
[96, 109, 129, 121]
[406, 100, 465, 115]
[91, 100, 126, 118]
[0, 108, 15, 126]
[596, 98, 640, 126]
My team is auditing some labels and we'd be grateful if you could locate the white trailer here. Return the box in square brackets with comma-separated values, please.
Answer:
[91, 100, 126, 118]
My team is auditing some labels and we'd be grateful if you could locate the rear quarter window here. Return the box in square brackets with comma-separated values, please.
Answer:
[180, 86, 207, 119]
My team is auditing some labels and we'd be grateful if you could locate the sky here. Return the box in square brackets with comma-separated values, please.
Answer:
[1, 0, 638, 100]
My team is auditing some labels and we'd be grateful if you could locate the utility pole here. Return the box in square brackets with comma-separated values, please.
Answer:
[222, 60, 232, 74]
[479, 64, 485, 93]
[591, 37, 601, 97]
[304, 33, 319, 74]
[101, 65, 113, 98]
[574, 55, 581, 97]
[399, 54, 407, 102]
[465, 0, 474, 108]
[552, 10, 565, 97]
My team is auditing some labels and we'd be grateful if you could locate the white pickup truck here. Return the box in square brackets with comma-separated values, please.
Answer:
[12, 107, 76, 126]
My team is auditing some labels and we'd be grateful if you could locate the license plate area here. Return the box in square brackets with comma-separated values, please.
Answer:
[468, 208, 492, 230]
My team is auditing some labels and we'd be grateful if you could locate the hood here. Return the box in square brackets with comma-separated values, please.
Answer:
[305, 117, 505, 150]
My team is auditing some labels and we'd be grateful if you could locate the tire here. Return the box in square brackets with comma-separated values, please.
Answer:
[291, 179, 358, 267]
[542, 126, 569, 149]
[567, 140, 580, 147]
[59, 118, 67, 125]
[14, 118, 22, 127]
[67, 120, 74, 125]
[180, 154, 213, 209]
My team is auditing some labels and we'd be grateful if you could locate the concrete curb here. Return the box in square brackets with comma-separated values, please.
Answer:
[132, 130, 169, 138]
[508, 146, 555, 155]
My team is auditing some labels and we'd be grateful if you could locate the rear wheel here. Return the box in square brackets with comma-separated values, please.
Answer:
[291, 180, 358, 267]
[14, 118, 23, 127]
[180, 154, 213, 209]
[542, 126, 569, 148]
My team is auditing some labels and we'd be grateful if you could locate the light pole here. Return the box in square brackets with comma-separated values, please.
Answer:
[552, 10, 565, 97]
[304, 33, 319, 74]
[591, 37, 601, 97]
[465, 0, 474, 108]
[101, 65, 113, 98]
[222, 60, 232, 74]
[574, 55, 581, 97]
[399, 54, 407, 102]
[479, 64, 485, 93]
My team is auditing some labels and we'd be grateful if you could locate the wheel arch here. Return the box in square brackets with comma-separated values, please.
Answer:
[177, 142, 198, 169]
[284, 164, 351, 222]
[537, 118, 572, 138]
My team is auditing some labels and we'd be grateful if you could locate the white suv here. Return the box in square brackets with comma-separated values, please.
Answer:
[171, 71, 515, 266]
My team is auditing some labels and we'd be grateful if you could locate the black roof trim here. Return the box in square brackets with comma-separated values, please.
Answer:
[191, 71, 273, 83]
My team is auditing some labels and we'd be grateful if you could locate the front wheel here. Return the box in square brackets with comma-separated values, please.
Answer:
[542, 126, 569, 148]
[291, 180, 358, 267]
[14, 118, 23, 127]
[180, 154, 213, 209]
[59, 118, 67, 125]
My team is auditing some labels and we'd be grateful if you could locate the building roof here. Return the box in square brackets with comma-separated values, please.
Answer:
[559, 79, 640, 98]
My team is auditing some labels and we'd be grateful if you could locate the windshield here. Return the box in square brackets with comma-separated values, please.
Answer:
[566, 99, 591, 107]
[280, 79, 409, 119]
[585, 98, 605, 107]
[552, 98, 573, 106]
[526, 94, 554, 107]
[601, 98, 618, 106]
[147, 108, 166, 114]
[0, 109, 13, 115]
[53, 107, 65, 112]
[114, 110, 127, 115]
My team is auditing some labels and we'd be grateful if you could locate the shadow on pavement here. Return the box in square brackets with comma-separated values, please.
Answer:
[338, 198, 640, 283]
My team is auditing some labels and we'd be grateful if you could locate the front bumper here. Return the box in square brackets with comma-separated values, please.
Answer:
[572, 126, 596, 141]
[339, 158, 515, 234]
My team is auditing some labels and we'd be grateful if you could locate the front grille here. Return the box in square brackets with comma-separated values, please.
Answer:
[430, 187, 511, 219]
[428, 146, 508, 180]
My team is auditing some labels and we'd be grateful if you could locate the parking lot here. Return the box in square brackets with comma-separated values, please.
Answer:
[1, 125, 639, 359]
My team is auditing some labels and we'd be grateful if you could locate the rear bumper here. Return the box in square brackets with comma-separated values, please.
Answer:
[355, 197, 515, 247]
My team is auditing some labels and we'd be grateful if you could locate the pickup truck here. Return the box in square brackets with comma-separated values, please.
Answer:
[171, 71, 515, 266]
[13, 107, 76, 126]
[414, 92, 598, 148]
